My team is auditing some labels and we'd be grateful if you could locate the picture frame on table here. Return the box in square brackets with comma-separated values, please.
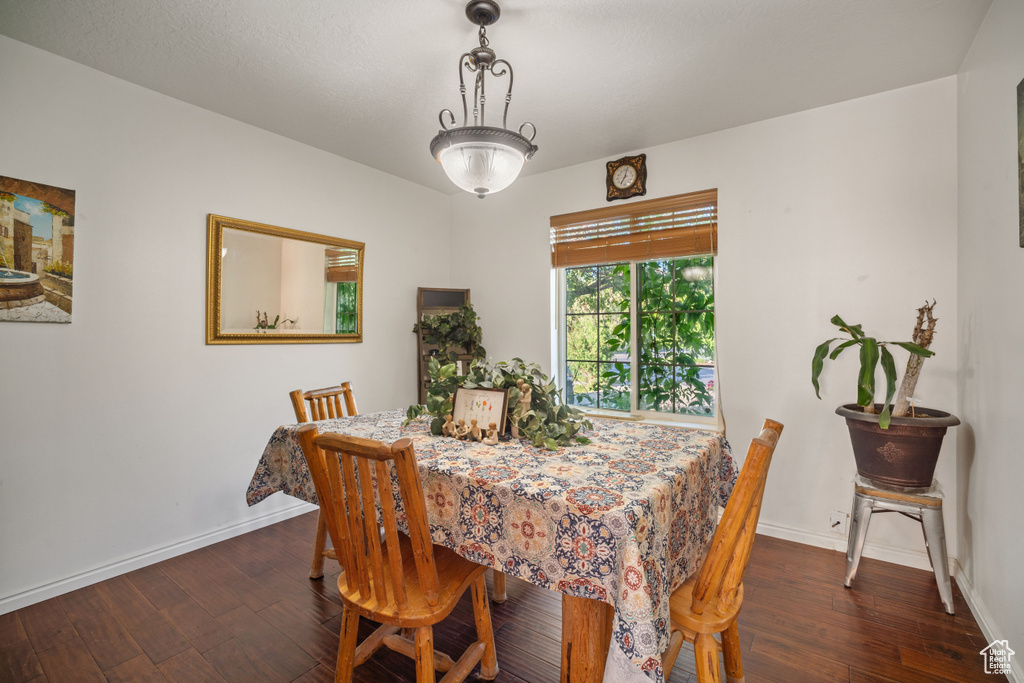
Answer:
[452, 386, 509, 436]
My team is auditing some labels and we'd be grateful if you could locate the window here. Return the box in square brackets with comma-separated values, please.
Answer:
[335, 281, 358, 334]
[552, 190, 718, 425]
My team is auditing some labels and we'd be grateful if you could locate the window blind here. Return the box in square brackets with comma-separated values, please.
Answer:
[550, 189, 717, 268]
[325, 249, 359, 283]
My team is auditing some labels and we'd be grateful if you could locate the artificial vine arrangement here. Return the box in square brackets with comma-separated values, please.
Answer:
[405, 357, 592, 450]
[412, 303, 487, 364]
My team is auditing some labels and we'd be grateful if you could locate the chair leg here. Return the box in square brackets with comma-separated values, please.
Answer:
[334, 607, 360, 683]
[921, 505, 955, 615]
[472, 574, 500, 679]
[661, 626, 684, 680]
[492, 569, 507, 603]
[721, 621, 744, 683]
[414, 626, 435, 683]
[693, 632, 722, 683]
[310, 511, 328, 579]
[845, 492, 873, 587]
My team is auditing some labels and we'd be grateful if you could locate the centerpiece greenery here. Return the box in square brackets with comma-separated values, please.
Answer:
[406, 357, 592, 450]
[412, 303, 486, 364]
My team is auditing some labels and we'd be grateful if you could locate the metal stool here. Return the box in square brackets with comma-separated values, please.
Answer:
[844, 475, 954, 615]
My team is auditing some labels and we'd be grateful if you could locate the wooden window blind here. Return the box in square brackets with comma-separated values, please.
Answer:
[325, 249, 359, 283]
[550, 189, 717, 268]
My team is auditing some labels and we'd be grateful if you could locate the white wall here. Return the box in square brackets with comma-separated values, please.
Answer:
[451, 78, 961, 568]
[0, 35, 450, 611]
[956, 0, 1024, 661]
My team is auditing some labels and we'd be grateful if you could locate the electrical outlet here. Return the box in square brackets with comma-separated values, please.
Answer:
[830, 510, 848, 536]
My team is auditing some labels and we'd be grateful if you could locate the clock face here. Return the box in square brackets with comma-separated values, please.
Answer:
[612, 164, 637, 189]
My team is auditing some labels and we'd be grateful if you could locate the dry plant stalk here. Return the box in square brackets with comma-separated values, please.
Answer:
[892, 300, 937, 417]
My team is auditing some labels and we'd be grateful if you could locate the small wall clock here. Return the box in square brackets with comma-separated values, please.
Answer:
[606, 153, 647, 202]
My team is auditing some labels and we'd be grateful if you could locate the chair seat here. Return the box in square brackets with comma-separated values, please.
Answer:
[670, 570, 746, 635]
[339, 533, 489, 628]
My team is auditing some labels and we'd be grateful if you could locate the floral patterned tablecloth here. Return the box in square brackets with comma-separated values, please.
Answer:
[247, 410, 735, 683]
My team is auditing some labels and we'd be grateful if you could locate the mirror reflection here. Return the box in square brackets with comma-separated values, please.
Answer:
[207, 215, 363, 344]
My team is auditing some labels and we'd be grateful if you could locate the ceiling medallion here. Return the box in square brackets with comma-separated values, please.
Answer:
[430, 0, 538, 198]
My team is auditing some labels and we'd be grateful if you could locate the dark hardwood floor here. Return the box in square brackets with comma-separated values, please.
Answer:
[0, 511, 1001, 682]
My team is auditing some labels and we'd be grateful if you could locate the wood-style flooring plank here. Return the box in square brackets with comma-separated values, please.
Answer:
[0, 639, 44, 682]
[157, 647, 229, 683]
[160, 596, 234, 654]
[103, 652, 169, 683]
[17, 599, 77, 653]
[127, 564, 189, 611]
[0, 611, 28, 648]
[216, 604, 317, 681]
[200, 637, 282, 683]
[34, 637, 106, 683]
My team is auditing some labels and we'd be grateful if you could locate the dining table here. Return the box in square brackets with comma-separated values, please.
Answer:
[247, 409, 736, 683]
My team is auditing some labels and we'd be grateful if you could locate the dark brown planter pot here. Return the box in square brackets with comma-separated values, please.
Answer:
[836, 404, 960, 489]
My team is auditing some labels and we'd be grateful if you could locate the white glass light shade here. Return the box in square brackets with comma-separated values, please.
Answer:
[438, 142, 524, 198]
[430, 126, 537, 199]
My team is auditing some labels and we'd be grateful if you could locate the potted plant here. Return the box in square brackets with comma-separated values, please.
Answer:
[811, 301, 959, 488]
[412, 303, 486, 364]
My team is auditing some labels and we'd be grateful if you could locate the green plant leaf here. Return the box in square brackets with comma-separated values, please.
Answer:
[828, 339, 858, 360]
[879, 345, 897, 428]
[831, 314, 864, 339]
[544, 438, 559, 451]
[857, 338, 879, 407]
[811, 339, 834, 399]
[891, 342, 935, 358]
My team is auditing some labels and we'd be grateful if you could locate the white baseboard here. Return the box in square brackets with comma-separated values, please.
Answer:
[953, 560, 1023, 683]
[0, 501, 316, 615]
[754, 521, 956, 583]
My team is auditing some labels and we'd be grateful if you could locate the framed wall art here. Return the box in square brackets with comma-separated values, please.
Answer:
[1018, 75, 1024, 247]
[0, 175, 75, 323]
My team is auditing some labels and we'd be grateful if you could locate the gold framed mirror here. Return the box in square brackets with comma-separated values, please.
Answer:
[206, 214, 364, 344]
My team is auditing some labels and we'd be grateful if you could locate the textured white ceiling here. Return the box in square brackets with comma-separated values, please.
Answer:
[0, 0, 990, 194]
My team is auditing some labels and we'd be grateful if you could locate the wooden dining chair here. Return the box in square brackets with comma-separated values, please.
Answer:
[662, 418, 784, 683]
[296, 424, 499, 683]
[290, 382, 359, 579]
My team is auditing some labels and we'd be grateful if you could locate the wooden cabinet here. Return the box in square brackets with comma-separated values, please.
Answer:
[415, 287, 471, 405]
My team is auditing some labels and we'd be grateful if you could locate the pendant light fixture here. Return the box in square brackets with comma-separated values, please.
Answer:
[430, 0, 538, 199]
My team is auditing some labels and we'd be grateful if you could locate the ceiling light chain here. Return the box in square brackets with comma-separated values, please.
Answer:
[430, 0, 538, 199]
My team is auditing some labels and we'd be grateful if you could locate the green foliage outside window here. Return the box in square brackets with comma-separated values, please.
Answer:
[564, 256, 716, 417]
[336, 282, 358, 334]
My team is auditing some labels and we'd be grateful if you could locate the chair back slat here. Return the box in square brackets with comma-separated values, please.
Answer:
[296, 426, 440, 613]
[375, 460, 408, 609]
[357, 457, 389, 605]
[691, 419, 782, 615]
[339, 451, 373, 599]
[290, 382, 358, 423]
[390, 439, 441, 605]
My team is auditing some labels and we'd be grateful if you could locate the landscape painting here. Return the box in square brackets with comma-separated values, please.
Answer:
[1019, 76, 1024, 247]
[0, 175, 76, 323]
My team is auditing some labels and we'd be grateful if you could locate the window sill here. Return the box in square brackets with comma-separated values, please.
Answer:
[574, 407, 723, 433]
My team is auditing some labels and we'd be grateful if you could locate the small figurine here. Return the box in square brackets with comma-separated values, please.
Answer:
[455, 419, 470, 440]
[483, 422, 499, 445]
[469, 419, 482, 441]
[511, 379, 532, 439]
[442, 414, 456, 437]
